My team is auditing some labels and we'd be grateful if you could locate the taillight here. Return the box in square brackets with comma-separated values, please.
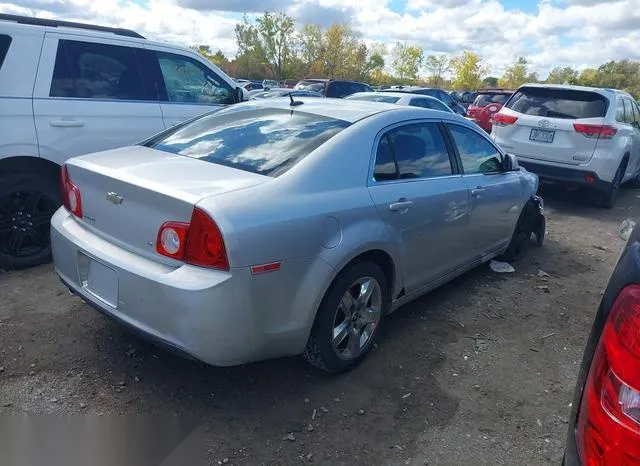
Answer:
[576, 284, 640, 465]
[156, 207, 229, 271]
[573, 124, 618, 139]
[492, 112, 518, 126]
[60, 165, 83, 218]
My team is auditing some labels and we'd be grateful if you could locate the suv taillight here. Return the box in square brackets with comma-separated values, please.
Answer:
[576, 284, 640, 465]
[60, 165, 83, 218]
[573, 124, 618, 139]
[492, 112, 518, 126]
[156, 207, 229, 271]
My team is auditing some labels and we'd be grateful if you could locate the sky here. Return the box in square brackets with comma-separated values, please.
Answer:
[1, 0, 639, 78]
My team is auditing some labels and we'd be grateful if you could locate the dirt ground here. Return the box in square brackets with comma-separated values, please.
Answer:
[1, 185, 637, 465]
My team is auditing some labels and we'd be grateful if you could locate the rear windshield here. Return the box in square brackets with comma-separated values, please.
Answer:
[295, 80, 326, 92]
[0, 35, 12, 71]
[474, 93, 510, 106]
[345, 94, 400, 104]
[506, 87, 607, 119]
[147, 107, 350, 177]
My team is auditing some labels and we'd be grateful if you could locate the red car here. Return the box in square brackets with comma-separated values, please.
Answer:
[466, 90, 513, 133]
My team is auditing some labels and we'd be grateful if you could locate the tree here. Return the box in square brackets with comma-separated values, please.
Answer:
[299, 24, 323, 75]
[450, 51, 485, 90]
[255, 12, 296, 79]
[391, 42, 424, 83]
[234, 15, 266, 78]
[424, 54, 449, 88]
[482, 76, 499, 87]
[499, 57, 530, 88]
[322, 23, 361, 79]
[546, 66, 579, 84]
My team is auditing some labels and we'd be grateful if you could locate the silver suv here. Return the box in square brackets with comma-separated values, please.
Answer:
[492, 84, 640, 208]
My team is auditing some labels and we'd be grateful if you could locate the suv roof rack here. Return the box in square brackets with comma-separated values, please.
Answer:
[0, 13, 145, 39]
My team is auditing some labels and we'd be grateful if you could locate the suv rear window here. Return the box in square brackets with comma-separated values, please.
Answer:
[506, 87, 607, 119]
[473, 93, 510, 106]
[147, 107, 350, 177]
[0, 35, 11, 71]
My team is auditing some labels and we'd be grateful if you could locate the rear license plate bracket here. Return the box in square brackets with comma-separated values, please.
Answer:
[530, 128, 555, 143]
[78, 252, 118, 308]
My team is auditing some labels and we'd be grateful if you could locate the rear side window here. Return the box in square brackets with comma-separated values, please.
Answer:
[147, 107, 350, 177]
[506, 87, 607, 119]
[616, 98, 626, 122]
[373, 123, 452, 180]
[0, 35, 11, 71]
[50, 40, 145, 100]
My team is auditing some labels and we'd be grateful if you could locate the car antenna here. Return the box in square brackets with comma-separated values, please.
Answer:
[289, 93, 303, 107]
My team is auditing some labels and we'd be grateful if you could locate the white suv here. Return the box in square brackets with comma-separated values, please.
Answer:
[0, 14, 247, 270]
[492, 84, 640, 208]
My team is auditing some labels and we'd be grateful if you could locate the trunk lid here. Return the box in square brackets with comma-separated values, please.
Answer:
[66, 145, 268, 261]
[494, 86, 609, 165]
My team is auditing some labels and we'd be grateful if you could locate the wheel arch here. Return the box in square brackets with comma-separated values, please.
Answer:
[0, 156, 61, 180]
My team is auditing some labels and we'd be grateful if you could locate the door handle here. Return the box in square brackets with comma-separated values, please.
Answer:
[389, 199, 414, 212]
[471, 187, 486, 197]
[50, 119, 84, 128]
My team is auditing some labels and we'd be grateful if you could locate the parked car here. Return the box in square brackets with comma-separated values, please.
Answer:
[241, 81, 263, 91]
[294, 78, 373, 98]
[381, 87, 467, 116]
[282, 79, 298, 89]
[262, 79, 279, 90]
[459, 91, 479, 110]
[345, 91, 453, 112]
[250, 88, 324, 99]
[466, 89, 513, 133]
[51, 98, 545, 373]
[492, 84, 640, 208]
[0, 13, 247, 270]
[564, 218, 640, 465]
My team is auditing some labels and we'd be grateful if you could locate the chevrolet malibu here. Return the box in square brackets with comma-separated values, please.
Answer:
[51, 99, 545, 373]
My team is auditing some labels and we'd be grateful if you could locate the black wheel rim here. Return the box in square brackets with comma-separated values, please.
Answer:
[0, 190, 57, 258]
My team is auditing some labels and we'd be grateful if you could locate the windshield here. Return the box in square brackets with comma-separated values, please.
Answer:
[146, 107, 350, 177]
[506, 87, 608, 119]
[345, 94, 400, 104]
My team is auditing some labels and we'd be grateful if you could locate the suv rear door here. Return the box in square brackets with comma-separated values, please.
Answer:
[495, 86, 608, 165]
[33, 34, 164, 164]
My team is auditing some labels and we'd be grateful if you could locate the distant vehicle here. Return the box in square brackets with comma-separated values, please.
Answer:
[52, 98, 544, 373]
[563, 218, 640, 465]
[282, 79, 298, 89]
[294, 79, 373, 98]
[492, 84, 640, 208]
[466, 89, 513, 133]
[345, 91, 453, 113]
[250, 88, 324, 99]
[380, 87, 467, 116]
[262, 79, 279, 90]
[0, 13, 247, 270]
[459, 91, 479, 110]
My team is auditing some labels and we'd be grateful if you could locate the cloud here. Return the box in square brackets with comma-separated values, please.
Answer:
[175, 0, 288, 12]
[288, 2, 354, 28]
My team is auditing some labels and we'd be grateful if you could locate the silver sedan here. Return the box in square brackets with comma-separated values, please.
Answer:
[51, 98, 545, 373]
[345, 91, 453, 112]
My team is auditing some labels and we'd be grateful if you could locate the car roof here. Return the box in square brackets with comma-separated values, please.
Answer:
[240, 97, 457, 123]
[516, 83, 631, 98]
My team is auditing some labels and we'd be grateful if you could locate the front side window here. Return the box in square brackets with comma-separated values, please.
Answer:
[373, 123, 453, 180]
[50, 40, 145, 100]
[157, 52, 234, 105]
[147, 107, 350, 177]
[447, 124, 503, 174]
[0, 34, 11, 71]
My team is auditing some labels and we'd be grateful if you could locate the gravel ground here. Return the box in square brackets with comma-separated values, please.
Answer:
[0, 186, 637, 465]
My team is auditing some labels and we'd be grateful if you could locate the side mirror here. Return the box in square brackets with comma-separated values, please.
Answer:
[503, 153, 519, 171]
[236, 87, 248, 102]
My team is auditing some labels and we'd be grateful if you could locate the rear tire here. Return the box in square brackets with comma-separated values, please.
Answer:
[304, 261, 390, 374]
[0, 172, 61, 270]
[592, 162, 625, 209]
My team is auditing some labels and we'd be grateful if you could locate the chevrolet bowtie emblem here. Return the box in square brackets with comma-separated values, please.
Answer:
[106, 192, 124, 205]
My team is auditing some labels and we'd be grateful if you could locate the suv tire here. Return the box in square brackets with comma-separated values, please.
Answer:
[0, 172, 61, 270]
[592, 161, 626, 209]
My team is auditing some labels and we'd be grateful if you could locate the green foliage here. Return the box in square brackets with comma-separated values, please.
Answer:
[482, 76, 499, 87]
[499, 57, 530, 88]
[546, 66, 579, 84]
[424, 55, 449, 87]
[391, 42, 424, 83]
[450, 51, 485, 90]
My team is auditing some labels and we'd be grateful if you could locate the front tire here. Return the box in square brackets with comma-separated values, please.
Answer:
[0, 172, 61, 270]
[304, 261, 390, 374]
[500, 200, 538, 262]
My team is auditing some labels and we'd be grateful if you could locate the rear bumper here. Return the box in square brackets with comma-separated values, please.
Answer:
[50, 208, 315, 366]
[516, 159, 611, 192]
